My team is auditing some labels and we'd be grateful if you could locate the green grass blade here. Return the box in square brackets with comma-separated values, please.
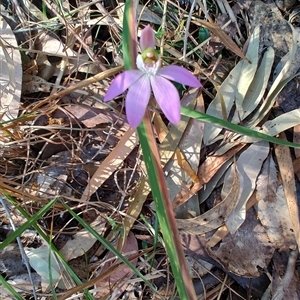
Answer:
[0, 198, 57, 250]
[1, 194, 92, 298]
[181, 107, 300, 149]
[60, 200, 158, 295]
[0, 274, 23, 300]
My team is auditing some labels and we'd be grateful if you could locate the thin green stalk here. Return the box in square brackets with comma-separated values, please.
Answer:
[122, 1, 197, 298]
[137, 114, 197, 299]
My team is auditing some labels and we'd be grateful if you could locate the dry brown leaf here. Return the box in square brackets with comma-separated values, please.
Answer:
[274, 132, 300, 249]
[256, 185, 296, 252]
[59, 216, 106, 261]
[178, 140, 270, 236]
[198, 158, 233, 204]
[172, 143, 246, 210]
[185, 256, 213, 278]
[199, 144, 245, 184]
[118, 177, 150, 248]
[38, 31, 78, 57]
[176, 162, 240, 235]
[94, 232, 138, 299]
[64, 105, 126, 129]
[293, 124, 300, 180]
[224, 141, 269, 234]
[206, 208, 274, 277]
[206, 192, 259, 248]
[256, 155, 277, 203]
[81, 128, 138, 201]
[166, 93, 204, 218]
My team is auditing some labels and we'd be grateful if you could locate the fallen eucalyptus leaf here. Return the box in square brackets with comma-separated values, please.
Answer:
[0, 16, 22, 121]
[224, 140, 269, 234]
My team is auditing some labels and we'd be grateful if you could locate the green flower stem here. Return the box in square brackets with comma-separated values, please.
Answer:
[137, 113, 197, 299]
[123, 1, 196, 298]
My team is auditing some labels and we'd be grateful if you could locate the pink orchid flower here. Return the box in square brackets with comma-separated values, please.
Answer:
[104, 25, 202, 128]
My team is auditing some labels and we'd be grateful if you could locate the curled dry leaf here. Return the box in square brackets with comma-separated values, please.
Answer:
[240, 108, 300, 144]
[203, 60, 242, 145]
[237, 46, 274, 121]
[231, 26, 260, 121]
[173, 143, 246, 211]
[176, 160, 240, 235]
[224, 140, 269, 234]
[203, 25, 260, 145]
[261, 108, 300, 138]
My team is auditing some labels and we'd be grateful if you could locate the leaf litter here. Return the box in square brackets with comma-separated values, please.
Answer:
[1, 0, 300, 299]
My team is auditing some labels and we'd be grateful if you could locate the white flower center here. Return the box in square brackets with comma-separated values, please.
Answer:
[136, 54, 160, 77]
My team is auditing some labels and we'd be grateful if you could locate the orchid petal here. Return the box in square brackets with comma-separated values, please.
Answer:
[140, 25, 155, 51]
[157, 65, 201, 87]
[104, 70, 143, 101]
[126, 75, 151, 127]
[150, 76, 181, 125]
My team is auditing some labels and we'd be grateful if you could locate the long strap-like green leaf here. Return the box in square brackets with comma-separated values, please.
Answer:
[181, 107, 300, 149]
